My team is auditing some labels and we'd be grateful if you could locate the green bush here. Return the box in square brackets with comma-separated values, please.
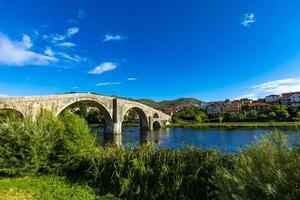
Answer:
[0, 112, 62, 176]
[213, 131, 300, 199]
[0, 111, 97, 176]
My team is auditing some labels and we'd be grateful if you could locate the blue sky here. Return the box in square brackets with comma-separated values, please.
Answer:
[0, 0, 300, 101]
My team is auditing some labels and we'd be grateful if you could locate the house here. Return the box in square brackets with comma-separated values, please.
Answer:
[249, 103, 269, 111]
[265, 94, 281, 103]
[240, 98, 252, 104]
[281, 92, 300, 105]
[206, 102, 225, 114]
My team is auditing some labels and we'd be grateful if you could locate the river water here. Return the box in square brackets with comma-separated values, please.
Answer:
[91, 127, 300, 152]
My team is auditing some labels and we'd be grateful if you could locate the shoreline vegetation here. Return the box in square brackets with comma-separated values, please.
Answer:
[0, 111, 300, 199]
[168, 121, 300, 129]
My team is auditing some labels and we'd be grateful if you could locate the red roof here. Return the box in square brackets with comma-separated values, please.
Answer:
[282, 92, 300, 98]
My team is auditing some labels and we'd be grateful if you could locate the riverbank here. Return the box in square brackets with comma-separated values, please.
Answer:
[168, 121, 300, 129]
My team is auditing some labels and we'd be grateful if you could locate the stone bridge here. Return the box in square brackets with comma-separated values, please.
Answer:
[0, 93, 171, 145]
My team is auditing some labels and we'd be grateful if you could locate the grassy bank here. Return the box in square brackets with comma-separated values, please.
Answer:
[0, 176, 118, 200]
[168, 121, 300, 129]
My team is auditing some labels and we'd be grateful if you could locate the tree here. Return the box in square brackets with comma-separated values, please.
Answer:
[268, 112, 276, 121]
[194, 111, 207, 123]
[276, 110, 290, 121]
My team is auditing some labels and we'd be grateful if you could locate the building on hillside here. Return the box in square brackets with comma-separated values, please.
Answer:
[281, 92, 300, 105]
[206, 102, 225, 114]
[240, 98, 252, 104]
[224, 100, 241, 113]
[249, 103, 269, 111]
[265, 94, 281, 103]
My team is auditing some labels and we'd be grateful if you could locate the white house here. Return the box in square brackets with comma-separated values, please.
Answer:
[281, 92, 300, 105]
[265, 94, 281, 103]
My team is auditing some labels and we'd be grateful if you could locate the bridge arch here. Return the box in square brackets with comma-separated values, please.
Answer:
[153, 121, 161, 129]
[0, 108, 24, 122]
[56, 99, 113, 133]
[122, 106, 149, 130]
[153, 113, 159, 119]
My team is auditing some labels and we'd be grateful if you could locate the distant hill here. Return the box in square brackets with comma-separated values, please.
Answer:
[135, 98, 203, 109]
[64, 92, 203, 110]
[159, 98, 202, 106]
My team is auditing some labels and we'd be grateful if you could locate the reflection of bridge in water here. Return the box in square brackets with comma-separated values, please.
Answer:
[0, 93, 171, 145]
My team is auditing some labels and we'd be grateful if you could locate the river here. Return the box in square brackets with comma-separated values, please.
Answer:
[91, 127, 300, 152]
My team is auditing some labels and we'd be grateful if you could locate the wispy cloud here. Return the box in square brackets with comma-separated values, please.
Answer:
[0, 33, 57, 66]
[236, 78, 300, 99]
[127, 77, 137, 81]
[67, 27, 79, 36]
[0, 94, 7, 97]
[241, 13, 256, 27]
[57, 52, 81, 62]
[55, 42, 76, 48]
[22, 34, 33, 49]
[88, 62, 117, 74]
[103, 34, 126, 42]
[95, 82, 122, 86]
[43, 27, 79, 43]
[44, 47, 55, 57]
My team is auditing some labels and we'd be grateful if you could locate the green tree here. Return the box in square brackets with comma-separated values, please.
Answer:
[194, 111, 207, 123]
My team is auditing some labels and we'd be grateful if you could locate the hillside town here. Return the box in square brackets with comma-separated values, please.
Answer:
[159, 91, 300, 116]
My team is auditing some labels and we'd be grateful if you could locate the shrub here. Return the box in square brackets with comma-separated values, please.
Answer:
[0, 112, 63, 176]
[212, 131, 300, 199]
[0, 111, 97, 176]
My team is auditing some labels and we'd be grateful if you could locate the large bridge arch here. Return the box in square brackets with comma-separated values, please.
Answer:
[55, 98, 114, 133]
[121, 106, 149, 130]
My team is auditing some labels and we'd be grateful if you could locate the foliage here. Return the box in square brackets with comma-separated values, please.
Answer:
[0, 111, 97, 176]
[213, 131, 300, 199]
[173, 108, 207, 122]
[0, 109, 23, 123]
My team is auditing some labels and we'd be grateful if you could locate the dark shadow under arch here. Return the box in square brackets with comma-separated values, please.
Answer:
[153, 121, 161, 129]
[153, 113, 159, 119]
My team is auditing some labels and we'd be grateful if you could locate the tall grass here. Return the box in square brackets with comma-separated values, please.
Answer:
[0, 111, 299, 199]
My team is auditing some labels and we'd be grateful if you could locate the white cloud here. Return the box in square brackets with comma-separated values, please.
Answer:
[95, 82, 122, 86]
[22, 34, 33, 49]
[0, 33, 57, 66]
[127, 77, 137, 81]
[103, 34, 126, 42]
[88, 62, 117, 74]
[44, 47, 55, 57]
[67, 27, 79, 36]
[43, 33, 65, 42]
[57, 52, 81, 62]
[55, 42, 76, 48]
[236, 78, 300, 99]
[43, 27, 79, 43]
[241, 13, 256, 27]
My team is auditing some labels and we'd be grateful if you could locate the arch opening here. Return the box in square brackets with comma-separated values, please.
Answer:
[0, 108, 24, 123]
[153, 121, 161, 129]
[58, 100, 113, 139]
[153, 113, 159, 119]
[122, 107, 148, 130]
